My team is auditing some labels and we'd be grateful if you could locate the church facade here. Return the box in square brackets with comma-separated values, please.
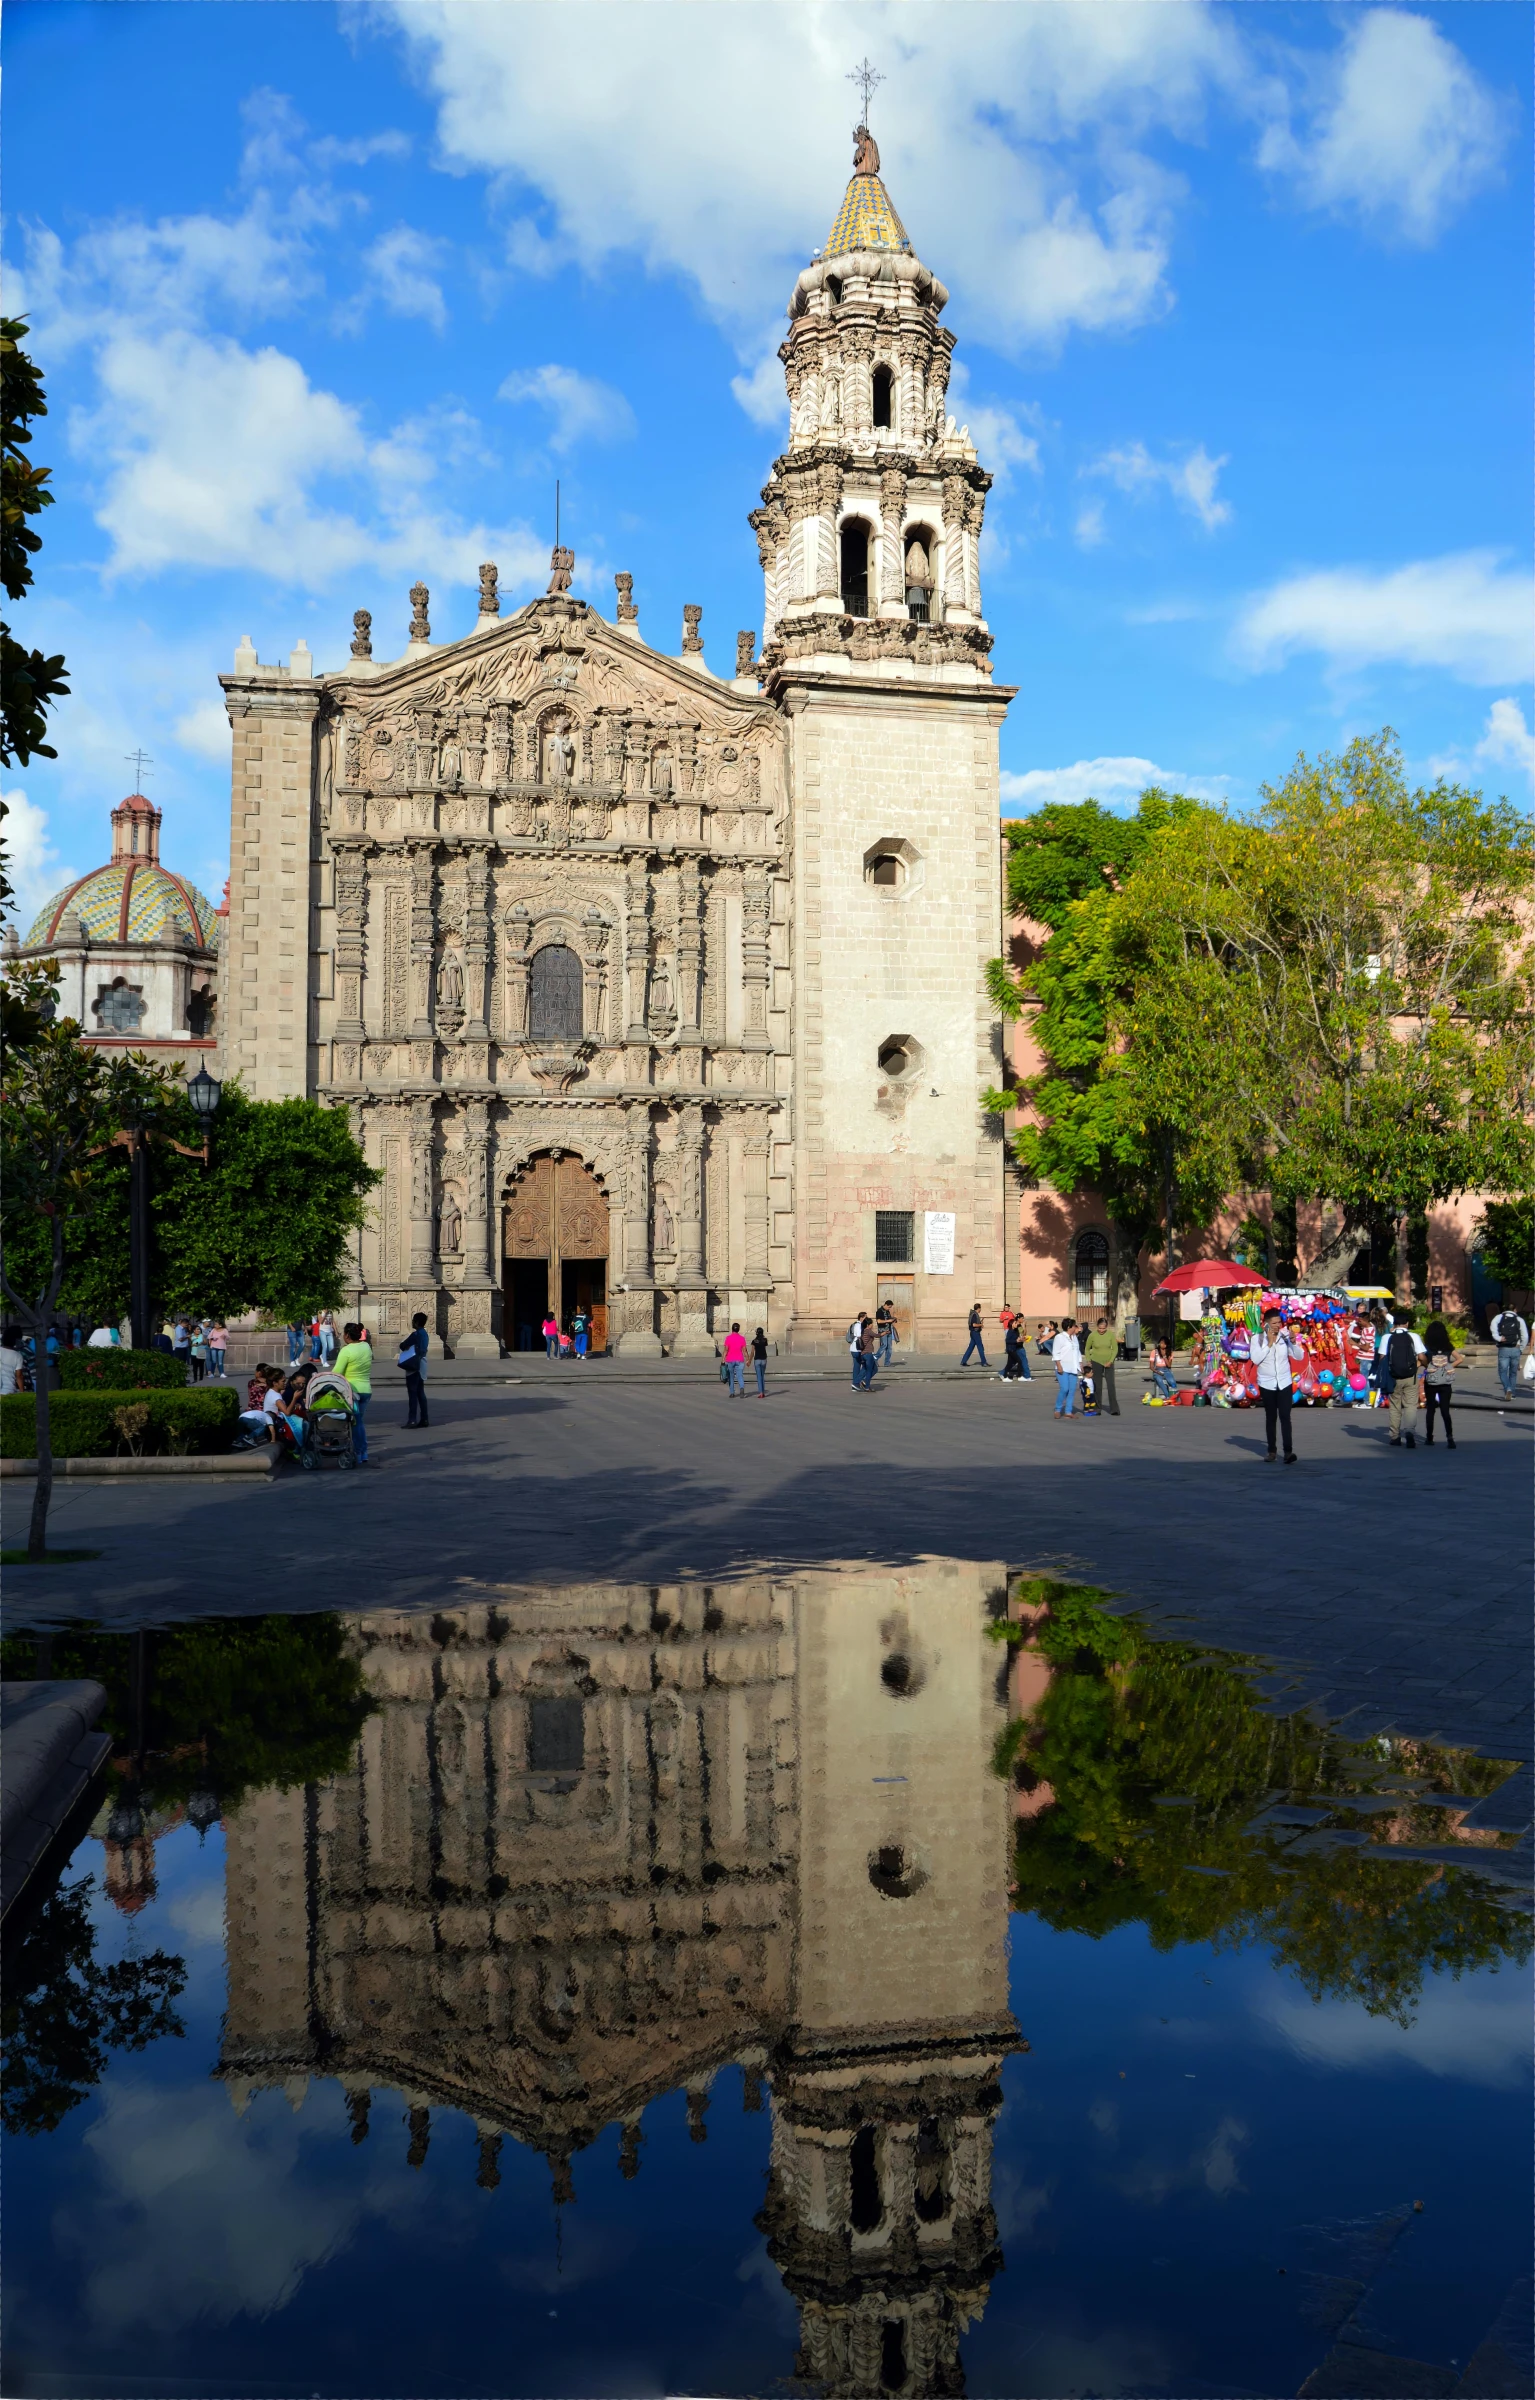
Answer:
[217, 136, 1012, 1354]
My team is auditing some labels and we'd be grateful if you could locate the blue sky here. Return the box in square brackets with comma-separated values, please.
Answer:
[5, 0, 1530, 925]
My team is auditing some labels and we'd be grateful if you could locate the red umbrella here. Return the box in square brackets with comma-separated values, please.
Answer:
[1152, 1260, 1266, 1294]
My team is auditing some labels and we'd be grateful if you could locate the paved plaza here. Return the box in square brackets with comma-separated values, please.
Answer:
[5, 1362, 1531, 1768]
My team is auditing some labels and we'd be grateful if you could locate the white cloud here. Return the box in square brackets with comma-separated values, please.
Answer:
[1258, 8, 1512, 246]
[174, 701, 234, 763]
[1075, 501, 1107, 551]
[1085, 439, 1232, 532]
[498, 363, 636, 454]
[353, 225, 450, 332]
[1233, 549, 1534, 686]
[1254, 1973, 1531, 2087]
[1475, 696, 1535, 779]
[1000, 754, 1233, 811]
[1, 789, 80, 931]
[730, 346, 790, 431]
[945, 361, 1042, 485]
[376, 2, 1248, 358]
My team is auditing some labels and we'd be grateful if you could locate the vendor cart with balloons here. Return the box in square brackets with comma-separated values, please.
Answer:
[1148, 1261, 1386, 1408]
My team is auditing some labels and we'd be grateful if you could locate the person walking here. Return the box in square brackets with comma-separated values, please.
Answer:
[1422, 1319, 1456, 1448]
[1385, 1311, 1425, 1447]
[1490, 1302, 1529, 1401]
[998, 1318, 1029, 1383]
[961, 1303, 988, 1368]
[1051, 1319, 1082, 1417]
[317, 1310, 336, 1365]
[397, 1311, 430, 1428]
[1083, 1316, 1120, 1416]
[1369, 1308, 1395, 1409]
[335, 1322, 374, 1462]
[857, 1313, 880, 1391]
[1250, 1307, 1303, 1463]
[541, 1310, 559, 1360]
[572, 1307, 590, 1362]
[723, 1321, 748, 1396]
[751, 1325, 769, 1397]
[875, 1300, 897, 1370]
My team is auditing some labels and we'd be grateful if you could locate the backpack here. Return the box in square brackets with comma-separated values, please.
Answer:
[1387, 1328, 1418, 1379]
[1493, 1311, 1523, 1347]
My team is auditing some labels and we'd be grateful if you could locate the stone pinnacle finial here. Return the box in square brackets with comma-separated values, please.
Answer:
[409, 583, 430, 642]
[350, 609, 373, 659]
[547, 545, 574, 596]
[478, 562, 499, 617]
[735, 629, 756, 678]
[682, 604, 704, 655]
[614, 571, 638, 623]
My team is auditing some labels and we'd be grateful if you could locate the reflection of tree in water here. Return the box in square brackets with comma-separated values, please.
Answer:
[1, 1614, 373, 2133]
[992, 1578, 1529, 2027]
[2, 1875, 185, 2137]
[2, 1616, 375, 1816]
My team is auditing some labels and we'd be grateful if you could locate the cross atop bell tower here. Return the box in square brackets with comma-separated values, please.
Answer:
[749, 118, 993, 682]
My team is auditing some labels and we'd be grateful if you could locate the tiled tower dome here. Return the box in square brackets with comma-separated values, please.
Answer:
[26, 793, 220, 949]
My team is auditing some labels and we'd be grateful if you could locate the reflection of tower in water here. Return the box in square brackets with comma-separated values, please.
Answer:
[217, 1564, 1016, 2389]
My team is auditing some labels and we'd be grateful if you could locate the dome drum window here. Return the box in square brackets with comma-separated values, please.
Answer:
[95, 979, 146, 1034]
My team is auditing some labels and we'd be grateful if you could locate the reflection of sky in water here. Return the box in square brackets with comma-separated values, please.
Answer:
[2, 1573, 1528, 2400]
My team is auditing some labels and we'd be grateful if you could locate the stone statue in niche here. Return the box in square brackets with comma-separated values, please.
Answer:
[438, 1189, 463, 1256]
[438, 721, 463, 786]
[651, 749, 673, 797]
[654, 1193, 675, 1253]
[543, 718, 576, 783]
[650, 957, 674, 1027]
[437, 949, 464, 1014]
[822, 378, 841, 429]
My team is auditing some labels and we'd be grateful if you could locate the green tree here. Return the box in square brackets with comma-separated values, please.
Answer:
[987, 789, 1220, 1291]
[1, 1079, 378, 1326]
[2, 1873, 185, 2136]
[2, 318, 71, 912]
[1473, 1196, 1533, 1293]
[992, 1580, 1528, 2024]
[0, 1014, 176, 1557]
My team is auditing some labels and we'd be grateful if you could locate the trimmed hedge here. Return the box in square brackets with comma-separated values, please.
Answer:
[57, 1348, 190, 1391]
[0, 1388, 239, 1459]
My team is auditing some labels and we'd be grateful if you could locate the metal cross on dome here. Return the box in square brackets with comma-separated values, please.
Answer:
[848, 56, 884, 123]
[125, 746, 154, 789]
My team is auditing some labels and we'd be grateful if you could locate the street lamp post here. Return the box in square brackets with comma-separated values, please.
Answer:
[125, 1071, 222, 1353]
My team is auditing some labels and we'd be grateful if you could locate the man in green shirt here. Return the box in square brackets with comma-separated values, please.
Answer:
[1083, 1317, 1121, 1418]
[333, 1322, 374, 1464]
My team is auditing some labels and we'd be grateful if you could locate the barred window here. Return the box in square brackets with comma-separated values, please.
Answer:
[875, 1211, 915, 1264]
[1074, 1229, 1110, 1311]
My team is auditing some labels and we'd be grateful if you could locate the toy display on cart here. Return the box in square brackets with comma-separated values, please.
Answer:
[1196, 1287, 1374, 1408]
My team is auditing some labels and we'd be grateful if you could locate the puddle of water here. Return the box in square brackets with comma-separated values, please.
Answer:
[2, 1567, 1529, 2399]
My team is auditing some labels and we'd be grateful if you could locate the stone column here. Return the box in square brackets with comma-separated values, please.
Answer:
[878, 468, 907, 618]
[407, 1099, 437, 1301]
[942, 475, 968, 618]
[462, 848, 491, 1043]
[504, 905, 531, 1038]
[744, 1116, 771, 1302]
[742, 865, 771, 1052]
[333, 844, 368, 1050]
[672, 1103, 714, 1355]
[964, 484, 987, 616]
[408, 848, 436, 1043]
[624, 867, 651, 1044]
[816, 462, 844, 606]
[675, 858, 703, 1051]
[615, 1105, 661, 1355]
[454, 1099, 499, 1357]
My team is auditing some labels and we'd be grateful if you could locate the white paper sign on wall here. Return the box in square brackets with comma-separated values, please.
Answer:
[923, 1211, 956, 1275]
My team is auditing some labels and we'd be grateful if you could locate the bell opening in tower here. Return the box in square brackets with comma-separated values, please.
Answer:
[872, 365, 893, 430]
[904, 526, 935, 623]
[840, 519, 872, 618]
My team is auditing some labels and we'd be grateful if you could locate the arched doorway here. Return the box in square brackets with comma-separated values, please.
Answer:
[503, 1153, 609, 1353]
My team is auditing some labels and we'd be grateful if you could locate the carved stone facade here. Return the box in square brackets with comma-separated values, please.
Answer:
[218, 139, 1010, 1353]
[217, 1562, 1018, 2390]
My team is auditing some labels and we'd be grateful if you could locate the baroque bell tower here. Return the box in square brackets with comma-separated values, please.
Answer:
[755, 118, 1013, 1351]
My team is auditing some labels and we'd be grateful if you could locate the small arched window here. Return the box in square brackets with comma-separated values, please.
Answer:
[1074, 1229, 1110, 1312]
[188, 988, 215, 1039]
[849, 2126, 883, 2232]
[840, 519, 871, 618]
[872, 365, 894, 429]
[528, 943, 583, 1040]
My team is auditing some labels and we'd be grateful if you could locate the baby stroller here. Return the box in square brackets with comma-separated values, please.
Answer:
[304, 1371, 360, 1469]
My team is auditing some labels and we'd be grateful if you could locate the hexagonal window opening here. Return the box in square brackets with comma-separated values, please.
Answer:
[863, 836, 920, 894]
[878, 1035, 923, 1082]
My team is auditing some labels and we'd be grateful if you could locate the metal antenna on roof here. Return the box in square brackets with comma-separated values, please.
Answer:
[848, 56, 884, 124]
[125, 747, 154, 791]
[555, 479, 560, 553]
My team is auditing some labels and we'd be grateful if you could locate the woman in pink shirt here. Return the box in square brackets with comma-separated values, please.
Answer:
[722, 1322, 748, 1397]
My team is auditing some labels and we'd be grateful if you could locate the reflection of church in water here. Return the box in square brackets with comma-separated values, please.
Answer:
[219, 1564, 1019, 2394]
